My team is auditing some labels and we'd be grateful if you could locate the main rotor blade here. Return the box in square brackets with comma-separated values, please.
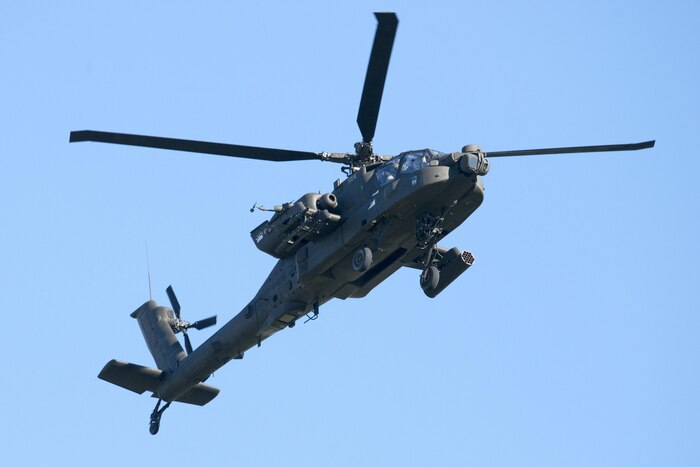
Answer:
[356, 12, 399, 144]
[191, 316, 217, 331]
[70, 130, 323, 162]
[486, 140, 655, 158]
[166, 285, 181, 319]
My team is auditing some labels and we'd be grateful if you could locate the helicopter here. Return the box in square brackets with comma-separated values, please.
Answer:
[69, 12, 654, 435]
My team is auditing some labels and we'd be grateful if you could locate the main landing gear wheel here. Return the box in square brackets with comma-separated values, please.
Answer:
[352, 246, 373, 272]
[420, 265, 440, 293]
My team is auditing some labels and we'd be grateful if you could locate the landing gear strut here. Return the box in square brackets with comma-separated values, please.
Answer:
[149, 398, 171, 435]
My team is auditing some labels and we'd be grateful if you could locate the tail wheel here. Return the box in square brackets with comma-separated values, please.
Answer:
[352, 247, 373, 272]
[420, 266, 440, 292]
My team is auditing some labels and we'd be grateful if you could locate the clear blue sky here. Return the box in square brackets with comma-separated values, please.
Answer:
[1, 1, 698, 466]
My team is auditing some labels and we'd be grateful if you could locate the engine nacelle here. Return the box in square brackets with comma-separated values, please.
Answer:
[317, 193, 338, 211]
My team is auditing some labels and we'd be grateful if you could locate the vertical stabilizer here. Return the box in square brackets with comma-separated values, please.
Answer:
[130, 300, 186, 370]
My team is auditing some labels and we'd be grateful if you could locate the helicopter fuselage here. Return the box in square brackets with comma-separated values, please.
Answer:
[156, 148, 485, 401]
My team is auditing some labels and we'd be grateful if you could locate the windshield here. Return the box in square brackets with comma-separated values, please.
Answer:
[373, 149, 449, 185]
[399, 149, 446, 173]
[375, 157, 400, 186]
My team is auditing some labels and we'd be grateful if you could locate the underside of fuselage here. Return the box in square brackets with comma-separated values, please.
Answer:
[251, 167, 485, 328]
[332, 170, 485, 299]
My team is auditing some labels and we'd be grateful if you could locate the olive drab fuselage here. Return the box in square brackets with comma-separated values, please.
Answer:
[155, 148, 485, 401]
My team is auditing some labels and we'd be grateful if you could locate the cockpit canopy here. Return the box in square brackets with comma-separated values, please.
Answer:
[375, 149, 448, 186]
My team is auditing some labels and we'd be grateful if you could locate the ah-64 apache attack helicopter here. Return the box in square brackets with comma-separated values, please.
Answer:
[70, 12, 654, 434]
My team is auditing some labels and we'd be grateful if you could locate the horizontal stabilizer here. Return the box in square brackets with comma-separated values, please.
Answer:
[98, 359, 220, 406]
[98, 359, 161, 394]
[174, 383, 220, 406]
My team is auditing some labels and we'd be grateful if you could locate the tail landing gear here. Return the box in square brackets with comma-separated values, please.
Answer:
[149, 399, 171, 435]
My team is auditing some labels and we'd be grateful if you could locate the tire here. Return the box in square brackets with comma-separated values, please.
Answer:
[420, 266, 440, 292]
[352, 247, 373, 272]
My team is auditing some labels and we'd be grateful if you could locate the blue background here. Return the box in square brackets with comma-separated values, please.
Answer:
[1, 1, 698, 465]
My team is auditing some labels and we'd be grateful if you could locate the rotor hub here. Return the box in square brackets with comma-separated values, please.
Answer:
[354, 141, 375, 161]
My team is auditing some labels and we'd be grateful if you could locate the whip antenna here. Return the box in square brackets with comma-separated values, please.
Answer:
[145, 241, 152, 300]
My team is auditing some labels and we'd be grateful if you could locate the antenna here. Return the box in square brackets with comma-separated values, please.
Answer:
[145, 241, 152, 300]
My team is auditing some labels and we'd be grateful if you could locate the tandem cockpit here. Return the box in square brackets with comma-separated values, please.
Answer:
[375, 149, 450, 186]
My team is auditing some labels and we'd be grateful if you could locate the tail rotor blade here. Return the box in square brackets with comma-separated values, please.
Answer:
[356, 12, 399, 144]
[183, 330, 194, 355]
[192, 316, 217, 330]
[165, 285, 181, 319]
[164, 286, 215, 354]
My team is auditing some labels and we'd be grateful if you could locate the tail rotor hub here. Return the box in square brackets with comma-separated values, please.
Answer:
[165, 285, 217, 354]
